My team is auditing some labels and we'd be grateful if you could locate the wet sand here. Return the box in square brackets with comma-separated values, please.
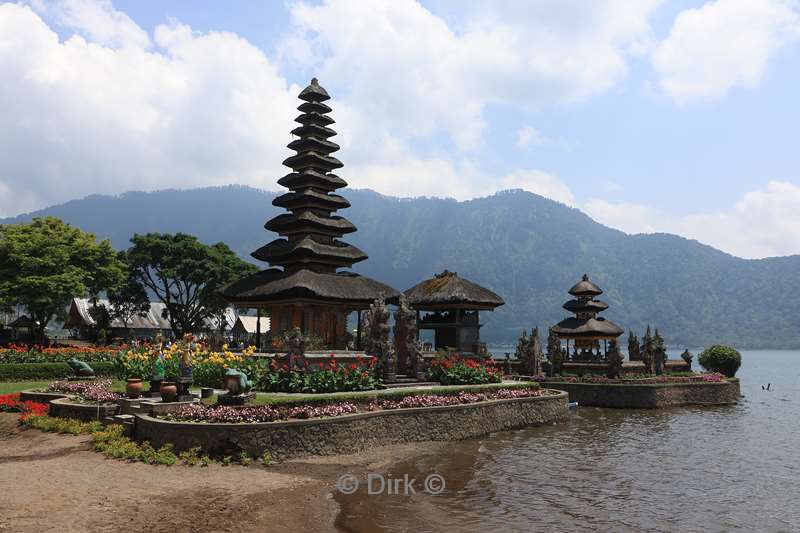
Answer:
[0, 413, 445, 532]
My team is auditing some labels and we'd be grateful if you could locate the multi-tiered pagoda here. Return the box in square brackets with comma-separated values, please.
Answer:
[552, 274, 623, 360]
[223, 79, 398, 349]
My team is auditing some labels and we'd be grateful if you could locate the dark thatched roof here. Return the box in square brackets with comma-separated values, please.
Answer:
[221, 268, 399, 306]
[553, 317, 623, 338]
[562, 299, 609, 314]
[398, 270, 504, 309]
[298, 78, 330, 102]
[568, 274, 603, 296]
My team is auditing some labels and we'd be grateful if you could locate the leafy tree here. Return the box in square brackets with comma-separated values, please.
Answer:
[106, 253, 151, 335]
[699, 345, 742, 377]
[126, 233, 257, 335]
[0, 217, 125, 340]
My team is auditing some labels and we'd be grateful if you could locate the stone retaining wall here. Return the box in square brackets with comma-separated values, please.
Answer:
[134, 391, 568, 461]
[544, 380, 740, 408]
[49, 397, 119, 421]
[19, 390, 67, 404]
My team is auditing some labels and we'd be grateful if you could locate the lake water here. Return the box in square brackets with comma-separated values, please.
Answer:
[333, 350, 800, 532]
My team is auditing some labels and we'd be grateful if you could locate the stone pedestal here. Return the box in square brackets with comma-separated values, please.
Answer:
[176, 377, 193, 403]
[217, 392, 256, 406]
[147, 378, 163, 398]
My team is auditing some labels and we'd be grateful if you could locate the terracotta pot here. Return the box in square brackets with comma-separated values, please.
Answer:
[125, 378, 143, 399]
[160, 382, 178, 403]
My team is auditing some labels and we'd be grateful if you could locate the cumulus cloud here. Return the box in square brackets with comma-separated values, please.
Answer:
[0, 2, 298, 216]
[282, 0, 662, 150]
[652, 0, 800, 102]
[585, 181, 800, 258]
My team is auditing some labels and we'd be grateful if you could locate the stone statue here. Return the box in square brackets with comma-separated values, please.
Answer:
[628, 330, 641, 362]
[283, 327, 307, 370]
[394, 294, 422, 378]
[641, 326, 655, 375]
[607, 339, 624, 379]
[365, 298, 395, 383]
[514, 329, 528, 371]
[67, 358, 94, 377]
[516, 328, 544, 376]
[180, 333, 195, 380]
[654, 329, 667, 375]
[546, 327, 563, 376]
[681, 349, 693, 370]
[224, 368, 252, 395]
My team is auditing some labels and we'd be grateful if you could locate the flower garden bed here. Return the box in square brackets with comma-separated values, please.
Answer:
[133, 387, 568, 461]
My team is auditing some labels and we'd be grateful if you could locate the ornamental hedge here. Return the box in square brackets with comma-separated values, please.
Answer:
[0, 361, 115, 382]
[698, 345, 742, 377]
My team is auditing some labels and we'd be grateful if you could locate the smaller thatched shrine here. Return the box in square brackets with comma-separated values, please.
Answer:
[552, 274, 623, 360]
[397, 270, 504, 354]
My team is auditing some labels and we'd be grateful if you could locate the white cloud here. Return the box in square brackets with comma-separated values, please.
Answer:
[585, 181, 800, 258]
[584, 198, 659, 234]
[515, 126, 547, 149]
[0, 2, 299, 216]
[495, 170, 575, 205]
[31, 0, 151, 49]
[283, 0, 662, 150]
[652, 0, 800, 102]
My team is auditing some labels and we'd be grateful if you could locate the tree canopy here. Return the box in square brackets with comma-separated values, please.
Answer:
[0, 217, 124, 336]
[126, 232, 257, 335]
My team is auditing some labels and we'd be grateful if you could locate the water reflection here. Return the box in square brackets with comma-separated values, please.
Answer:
[334, 351, 800, 532]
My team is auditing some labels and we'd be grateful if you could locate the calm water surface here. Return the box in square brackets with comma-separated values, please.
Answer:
[334, 350, 800, 532]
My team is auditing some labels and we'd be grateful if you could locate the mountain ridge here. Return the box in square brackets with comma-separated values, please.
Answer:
[3, 185, 798, 348]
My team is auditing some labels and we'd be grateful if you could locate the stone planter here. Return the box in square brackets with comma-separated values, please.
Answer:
[49, 397, 119, 421]
[133, 390, 569, 461]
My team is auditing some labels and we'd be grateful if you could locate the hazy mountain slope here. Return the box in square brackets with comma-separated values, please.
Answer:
[4, 185, 798, 348]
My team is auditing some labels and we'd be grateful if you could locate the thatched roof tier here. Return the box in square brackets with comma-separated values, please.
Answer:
[277, 171, 346, 191]
[294, 112, 335, 126]
[398, 270, 505, 310]
[222, 268, 399, 306]
[553, 317, 623, 338]
[291, 123, 336, 139]
[251, 238, 367, 268]
[272, 189, 350, 211]
[562, 298, 609, 314]
[568, 274, 603, 297]
[281, 151, 343, 172]
[298, 78, 330, 102]
[298, 101, 332, 114]
[287, 136, 340, 155]
[265, 212, 356, 236]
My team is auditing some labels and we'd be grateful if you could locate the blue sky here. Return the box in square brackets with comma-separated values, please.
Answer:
[1, 0, 799, 258]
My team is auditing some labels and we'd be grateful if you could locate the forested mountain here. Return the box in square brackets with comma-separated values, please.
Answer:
[3, 185, 798, 348]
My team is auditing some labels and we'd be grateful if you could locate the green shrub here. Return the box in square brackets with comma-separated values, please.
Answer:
[698, 345, 742, 377]
[0, 361, 114, 381]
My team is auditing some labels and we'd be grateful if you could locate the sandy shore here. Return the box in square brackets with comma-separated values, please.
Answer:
[0, 413, 445, 532]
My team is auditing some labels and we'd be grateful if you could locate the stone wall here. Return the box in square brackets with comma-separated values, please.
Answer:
[544, 380, 740, 408]
[49, 397, 119, 421]
[19, 390, 67, 404]
[134, 391, 568, 461]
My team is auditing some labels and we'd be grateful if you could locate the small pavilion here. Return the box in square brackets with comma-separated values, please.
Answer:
[222, 79, 398, 350]
[399, 270, 504, 355]
[552, 274, 623, 360]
